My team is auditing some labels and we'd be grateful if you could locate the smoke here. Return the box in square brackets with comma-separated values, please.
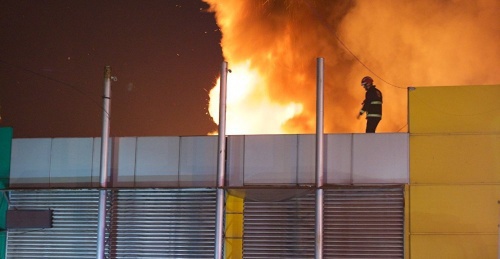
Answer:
[203, 0, 500, 134]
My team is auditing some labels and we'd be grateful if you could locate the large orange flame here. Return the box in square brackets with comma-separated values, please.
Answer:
[208, 61, 304, 134]
[204, 0, 500, 135]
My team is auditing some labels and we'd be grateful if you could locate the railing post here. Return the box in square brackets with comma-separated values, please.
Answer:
[315, 57, 325, 259]
[215, 61, 229, 259]
[97, 66, 112, 259]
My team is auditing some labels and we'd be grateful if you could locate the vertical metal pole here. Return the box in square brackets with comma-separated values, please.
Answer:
[97, 66, 112, 259]
[215, 61, 229, 259]
[315, 58, 325, 259]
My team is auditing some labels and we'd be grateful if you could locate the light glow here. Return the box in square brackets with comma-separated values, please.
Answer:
[208, 60, 303, 134]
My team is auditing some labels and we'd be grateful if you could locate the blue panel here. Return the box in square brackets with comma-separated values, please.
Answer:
[50, 138, 93, 187]
[91, 137, 114, 187]
[135, 137, 180, 187]
[110, 137, 137, 187]
[244, 135, 298, 185]
[179, 136, 217, 187]
[10, 139, 51, 187]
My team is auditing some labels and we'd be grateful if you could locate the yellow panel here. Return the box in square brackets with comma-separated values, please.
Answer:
[410, 134, 500, 184]
[411, 234, 497, 259]
[225, 194, 243, 259]
[409, 85, 500, 133]
[225, 238, 243, 259]
[225, 213, 243, 238]
[410, 185, 500, 233]
[226, 194, 244, 213]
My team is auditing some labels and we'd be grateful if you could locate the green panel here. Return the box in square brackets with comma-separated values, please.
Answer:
[0, 127, 12, 188]
[0, 127, 13, 258]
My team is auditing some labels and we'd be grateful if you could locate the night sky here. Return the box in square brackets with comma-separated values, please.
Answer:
[0, 0, 222, 138]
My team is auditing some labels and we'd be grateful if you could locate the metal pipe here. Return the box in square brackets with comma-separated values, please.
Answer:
[215, 61, 229, 259]
[97, 66, 112, 259]
[315, 57, 325, 259]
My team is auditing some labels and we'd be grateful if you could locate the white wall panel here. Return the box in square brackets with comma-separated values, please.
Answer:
[50, 138, 93, 187]
[325, 134, 353, 184]
[10, 138, 52, 187]
[91, 137, 101, 187]
[135, 137, 180, 187]
[110, 137, 137, 187]
[227, 136, 244, 186]
[297, 134, 315, 185]
[244, 135, 298, 185]
[352, 133, 409, 183]
[10, 134, 409, 188]
[179, 136, 217, 187]
[90, 138, 114, 187]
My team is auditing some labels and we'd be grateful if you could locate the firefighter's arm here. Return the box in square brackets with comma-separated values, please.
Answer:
[357, 101, 366, 119]
[357, 109, 365, 119]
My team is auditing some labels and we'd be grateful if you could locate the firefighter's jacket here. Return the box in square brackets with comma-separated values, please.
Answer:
[359, 85, 383, 119]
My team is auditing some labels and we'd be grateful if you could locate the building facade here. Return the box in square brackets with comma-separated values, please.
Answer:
[1, 85, 498, 258]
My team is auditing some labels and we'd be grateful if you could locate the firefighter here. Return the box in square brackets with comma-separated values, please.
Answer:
[356, 76, 383, 133]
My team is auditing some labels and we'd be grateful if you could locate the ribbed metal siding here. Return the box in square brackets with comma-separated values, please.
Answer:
[6, 190, 101, 259]
[6, 189, 217, 259]
[108, 189, 217, 258]
[243, 192, 316, 258]
[324, 187, 404, 258]
[243, 186, 404, 259]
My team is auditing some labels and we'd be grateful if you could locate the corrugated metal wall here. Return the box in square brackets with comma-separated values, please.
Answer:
[108, 189, 217, 258]
[243, 186, 404, 259]
[6, 189, 217, 259]
[324, 187, 404, 258]
[7, 187, 403, 258]
[243, 191, 316, 258]
[7, 190, 101, 258]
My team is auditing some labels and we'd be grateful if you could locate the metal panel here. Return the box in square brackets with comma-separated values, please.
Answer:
[324, 186, 405, 258]
[353, 134, 409, 184]
[111, 137, 137, 187]
[227, 135, 245, 187]
[10, 138, 52, 187]
[50, 138, 94, 187]
[6, 189, 218, 259]
[243, 190, 316, 258]
[108, 189, 217, 258]
[297, 134, 315, 184]
[408, 85, 500, 134]
[179, 136, 218, 187]
[91, 137, 112, 187]
[326, 134, 353, 184]
[6, 190, 101, 258]
[410, 134, 499, 184]
[135, 137, 180, 187]
[243, 135, 298, 185]
[243, 186, 404, 258]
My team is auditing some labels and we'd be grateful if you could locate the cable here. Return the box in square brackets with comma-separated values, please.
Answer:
[395, 123, 408, 133]
[0, 59, 107, 115]
[303, 1, 407, 90]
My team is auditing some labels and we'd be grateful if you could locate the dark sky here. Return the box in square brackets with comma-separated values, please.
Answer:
[0, 0, 222, 138]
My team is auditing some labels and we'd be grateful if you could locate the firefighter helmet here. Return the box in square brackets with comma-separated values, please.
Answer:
[361, 76, 373, 86]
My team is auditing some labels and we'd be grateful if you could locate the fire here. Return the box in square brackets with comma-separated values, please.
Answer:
[203, 0, 500, 135]
[208, 60, 303, 134]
